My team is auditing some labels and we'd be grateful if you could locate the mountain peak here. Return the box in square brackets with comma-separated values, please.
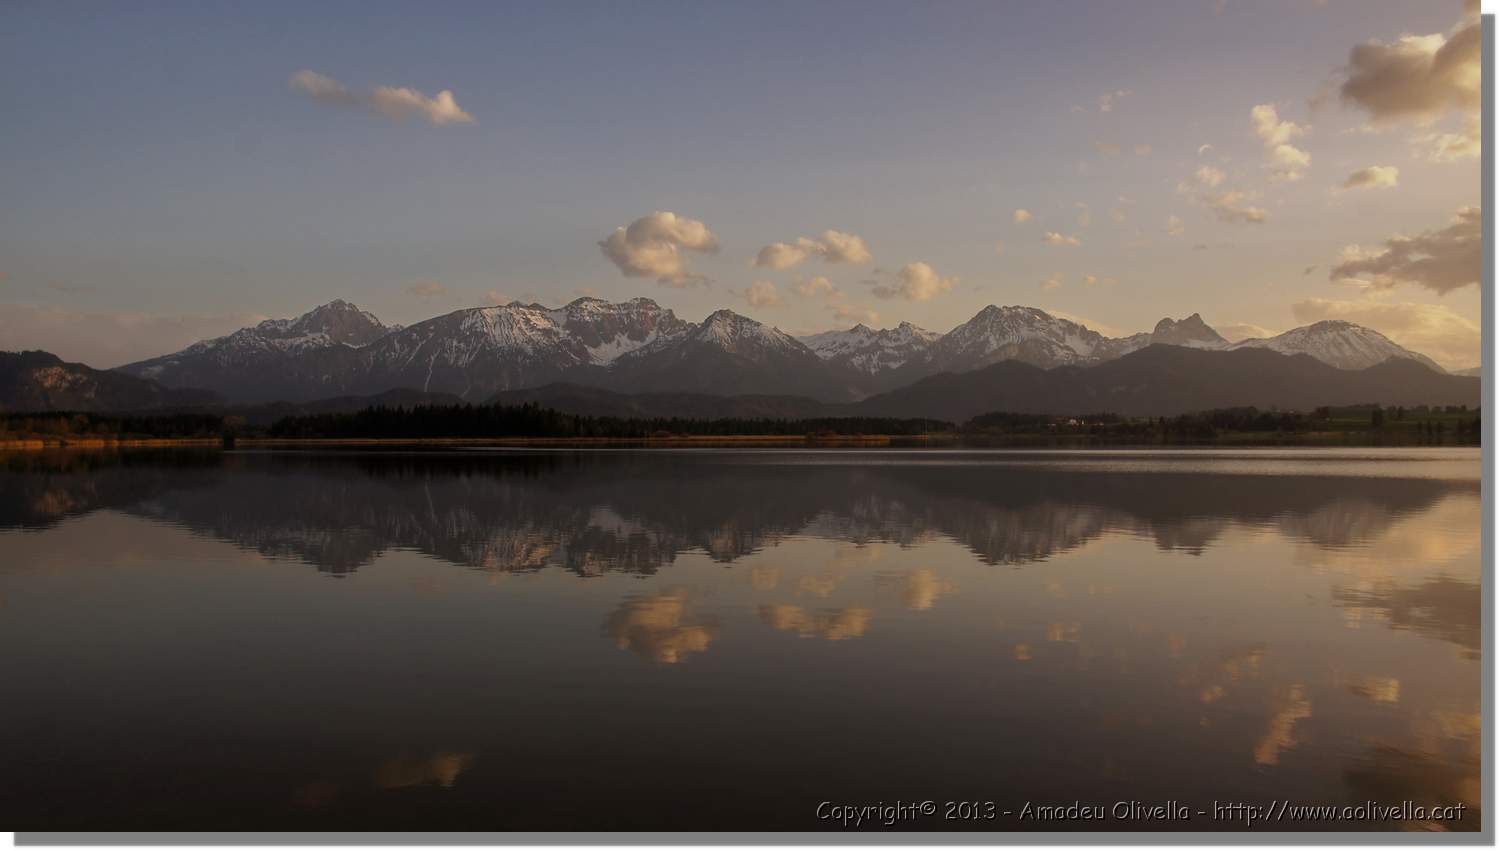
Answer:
[1150, 313, 1226, 347]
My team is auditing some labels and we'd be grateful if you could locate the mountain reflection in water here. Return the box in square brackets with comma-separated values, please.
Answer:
[0, 448, 1481, 832]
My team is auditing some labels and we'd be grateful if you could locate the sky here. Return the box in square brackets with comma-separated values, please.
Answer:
[0, 0, 1484, 369]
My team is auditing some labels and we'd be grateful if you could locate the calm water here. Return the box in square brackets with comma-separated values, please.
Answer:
[0, 448, 1482, 832]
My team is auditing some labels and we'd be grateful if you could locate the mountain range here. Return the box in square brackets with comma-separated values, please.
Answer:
[112, 297, 1451, 401]
[0, 296, 1477, 418]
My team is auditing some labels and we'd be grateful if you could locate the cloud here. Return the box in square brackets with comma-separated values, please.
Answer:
[1330, 207, 1479, 294]
[872, 262, 956, 301]
[1039, 274, 1063, 291]
[1097, 89, 1130, 113]
[796, 275, 838, 298]
[289, 70, 475, 126]
[1093, 141, 1122, 156]
[598, 211, 719, 286]
[1134, 144, 1153, 156]
[605, 590, 718, 664]
[1251, 104, 1311, 180]
[1206, 191, 1267, 224]
[1216, 322, 1278, 343]
[1198, 143, 1215, 156]
[1041, 232, 1082, 247]
[1415, 116, 1480, 161]
[1338, 15, 1480, 125]
[1193, 165, 1226, 188]
[758, 604, 872, 641]
[1339, 165, 1399, 190]
[993, 241, 1006, 256]
[740, 280, 782, 307]
[0, 304, 268, 369]
[1291, 297, 1479, 369]
[753, 230, 871, 269]
[1074, 202, 1091, 227]
[1167, 214, 1186, 236]
[407, 280, 448, 297]
[1013, 209, 1033, 224]
[1108, 207, 1127, 225]
[1083, 274, 1118, 287]
[829, 302, 880, 325]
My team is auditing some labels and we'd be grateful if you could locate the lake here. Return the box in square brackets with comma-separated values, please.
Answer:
[0, 448, 1482, 833]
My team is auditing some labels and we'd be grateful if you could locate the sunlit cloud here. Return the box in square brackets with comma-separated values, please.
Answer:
[796, 275, 838, 298]
[1330, 207, 1479, 294]
[289, 70, 475, 125]
[871, 262, 956, 301]
[598, 211, 720, 287]
[1013, 209, 1033, 224]
[753, 230, 871, 269]
[1251, 104, 1310, 181]
[739, 279, 783, 307]
[1166, 214, 1185, 236]
[1338, 10, 1480, 126]
[1041, 231, 1082, 247]
[1338, 165, 1399, 190]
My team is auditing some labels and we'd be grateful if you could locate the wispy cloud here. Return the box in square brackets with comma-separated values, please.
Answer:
[289, 70, 475, 125]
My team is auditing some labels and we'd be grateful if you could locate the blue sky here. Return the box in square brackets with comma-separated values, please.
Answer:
[0, 0, 1483, 367]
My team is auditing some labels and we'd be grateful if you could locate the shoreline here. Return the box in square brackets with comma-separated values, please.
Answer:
[0, 432, 1480, 452]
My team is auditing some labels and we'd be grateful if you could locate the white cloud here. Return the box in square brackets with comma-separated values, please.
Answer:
[1291, 297, 1479, 370]
[1198, 143, 1215, 156]
[1339, 165, 1399, 190]
[740, 280, 783, 307]
[598, 211, 720, 286]
[1013, 209, 1033, 224]
[1041, 231, 1082, 247]
[1039, 274, 1063, 292]
[1251, 104, 1311, 181]
[289, 70, 475, 126]
[753, 229, 871, 269]
[796, 275, 838, 298]
[1166, 214, 1186, 236]
[1330, 207, 1479, 294]
[872, 262, 956, 301]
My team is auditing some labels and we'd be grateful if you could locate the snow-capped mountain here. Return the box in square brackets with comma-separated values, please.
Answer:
[1229, 321, 1443, 373]
[118, 299, 397, 402]
[606, 309, 861, 399]
[924, 306, 1110, 373]
[349, 297, 695, 398]
[112, 297, 1453, 406]
[801, 322, 940, 375]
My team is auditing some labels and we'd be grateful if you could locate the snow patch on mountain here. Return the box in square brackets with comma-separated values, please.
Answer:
[1229, 320, 1444, 372]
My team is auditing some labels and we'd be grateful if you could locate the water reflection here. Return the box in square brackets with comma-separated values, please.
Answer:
[0, 448, 1481, 832]
[0, 450, 1478, 576]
